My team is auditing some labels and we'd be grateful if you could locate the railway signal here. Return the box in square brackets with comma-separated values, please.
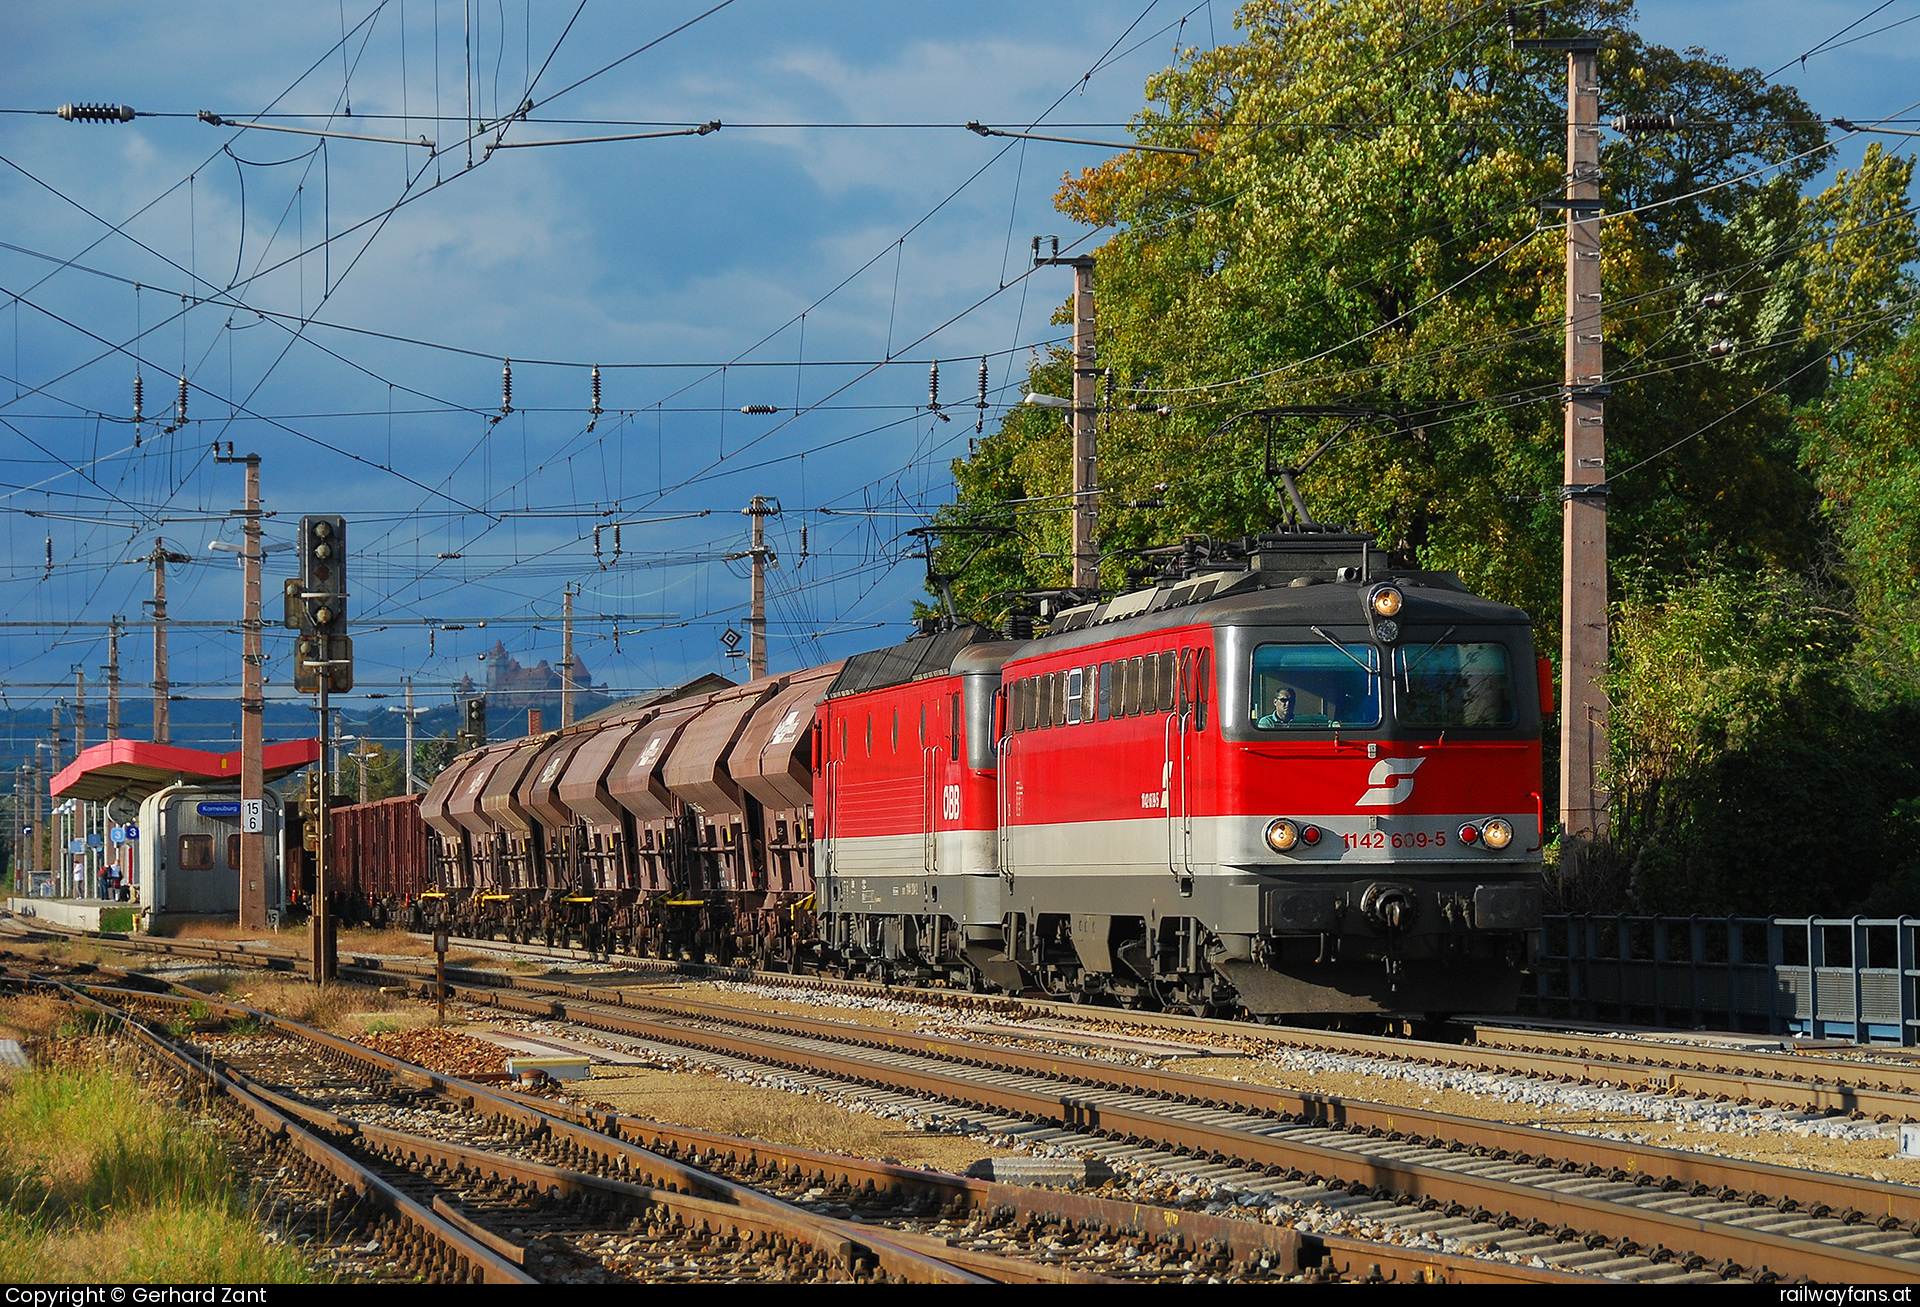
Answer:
[460, 695, 488, 752]
[294, 514, 349, 987]
[293, 515, 352, 695]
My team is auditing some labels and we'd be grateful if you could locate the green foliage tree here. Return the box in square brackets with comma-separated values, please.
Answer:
[1597, 567, 1920, 915]
[935, 0, 1918, 915]
[331, 731, 460, 804]
[413, 732, 457, 790]
[940, 2, 1907, 637]
[1803, 304, 1920, 682]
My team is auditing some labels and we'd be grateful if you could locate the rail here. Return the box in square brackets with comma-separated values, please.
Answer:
[1533, 914, 1920, 1045]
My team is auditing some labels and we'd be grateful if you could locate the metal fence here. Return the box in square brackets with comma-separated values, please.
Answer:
[1529, 915, 1920, 1046]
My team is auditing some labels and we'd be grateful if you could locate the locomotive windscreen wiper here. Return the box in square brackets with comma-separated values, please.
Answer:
[1397, 625, 1459, 691]
[1307, 626, 1380, 676]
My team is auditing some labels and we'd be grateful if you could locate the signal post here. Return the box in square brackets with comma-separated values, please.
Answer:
[291, 515, 351, 983]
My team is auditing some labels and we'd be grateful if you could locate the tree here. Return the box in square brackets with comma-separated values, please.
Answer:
[934, 1, 1918, 912]
[939, 2, 1907, 643]
[1803, 318, 1920, 679]
[1597, 566, 1920, 915]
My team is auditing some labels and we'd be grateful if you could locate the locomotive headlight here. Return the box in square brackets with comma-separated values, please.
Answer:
[1371, 586, 1403, 617]
[1265, 819, 1300, 853]
[1458, 823, 1480, 845]
[1374, 618, 1400, 644]
[1482, 818, 1514, 850]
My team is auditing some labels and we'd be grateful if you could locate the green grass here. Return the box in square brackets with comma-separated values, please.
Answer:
[98, 908, 134, 934]
[0, 1057, 312, 1283]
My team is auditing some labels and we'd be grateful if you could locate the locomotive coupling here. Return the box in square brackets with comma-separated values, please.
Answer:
[1360, 882, 1420, 931]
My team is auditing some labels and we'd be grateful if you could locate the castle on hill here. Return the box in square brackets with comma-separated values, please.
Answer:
[467, 640, 610, 727]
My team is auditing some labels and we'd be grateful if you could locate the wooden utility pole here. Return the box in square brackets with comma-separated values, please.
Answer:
[106, 619, 121, 741]
[560, 587, 575, 727]
[1033, 241, 1100, 591]
[217, 451, 268, 929]
[741, 497, 779, 679]
[144, 539, 190, 744]
[1518, 31, 1610, 871]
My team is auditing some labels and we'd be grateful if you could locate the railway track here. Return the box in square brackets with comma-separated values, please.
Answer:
[6, 969, 1088, 1284]
[399, 931, 1920, 1124]
[4, 964, 1562, 1286]
[415, 974, 1920, 1282]
[22, 976, 533, 1283]
[18, 912, 1920, 1128]
[13, 920, 1920, 1281]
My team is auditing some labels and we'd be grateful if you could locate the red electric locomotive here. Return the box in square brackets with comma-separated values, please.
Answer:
[814, 527, 1545, 1020]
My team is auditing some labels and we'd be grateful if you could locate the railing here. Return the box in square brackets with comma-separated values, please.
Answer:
[1530, 914, 1920, 1045]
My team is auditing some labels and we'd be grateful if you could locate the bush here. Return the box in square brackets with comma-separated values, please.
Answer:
[1592, 566, 1920, 915]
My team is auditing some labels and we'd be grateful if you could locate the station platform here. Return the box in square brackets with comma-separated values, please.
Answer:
[6, 897, 146, 934]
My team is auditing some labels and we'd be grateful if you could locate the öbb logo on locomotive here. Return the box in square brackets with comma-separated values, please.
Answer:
[1357, 756, 1425, 807]
[410, 526, 1546, 1024]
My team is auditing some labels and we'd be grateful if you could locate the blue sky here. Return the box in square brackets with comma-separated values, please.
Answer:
[1, 1, 1914, 751]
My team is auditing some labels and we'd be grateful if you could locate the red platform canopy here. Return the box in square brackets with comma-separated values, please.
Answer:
[51, 738, 323, 803]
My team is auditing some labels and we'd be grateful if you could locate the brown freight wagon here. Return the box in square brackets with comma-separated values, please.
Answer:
[326, 794, 432, 925]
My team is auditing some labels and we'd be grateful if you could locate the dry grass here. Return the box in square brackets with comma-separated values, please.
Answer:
[694, 1097, 901, 1157]
[0, 1205, 308, 1283]
[227, 978, 396, 1033]
[336, 927, 437, 958]
[0, 1049, 309, 1283]
[153, 917, 439, 959]
[343, 1009, 439, 1037]
[586, 1066, 985, 1173]
[0, 996, 75, 1044]
[147, 916, 262, 941]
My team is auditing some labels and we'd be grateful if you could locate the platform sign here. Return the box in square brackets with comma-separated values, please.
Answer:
[109, 826, 125, 844]
[196, 801, 243, 819]
[85, 833, 102, 849]
[67, 839, 86, 855]
[123, 823, 139, 842]
[242, 799, 264, 834]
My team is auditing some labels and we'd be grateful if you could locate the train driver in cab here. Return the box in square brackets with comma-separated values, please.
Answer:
[1256, 686, 1297, 729]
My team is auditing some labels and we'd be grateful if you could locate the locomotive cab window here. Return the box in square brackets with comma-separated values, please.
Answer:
[1250, 643, 1381, 730]
[1395, 641, 1517, 728]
